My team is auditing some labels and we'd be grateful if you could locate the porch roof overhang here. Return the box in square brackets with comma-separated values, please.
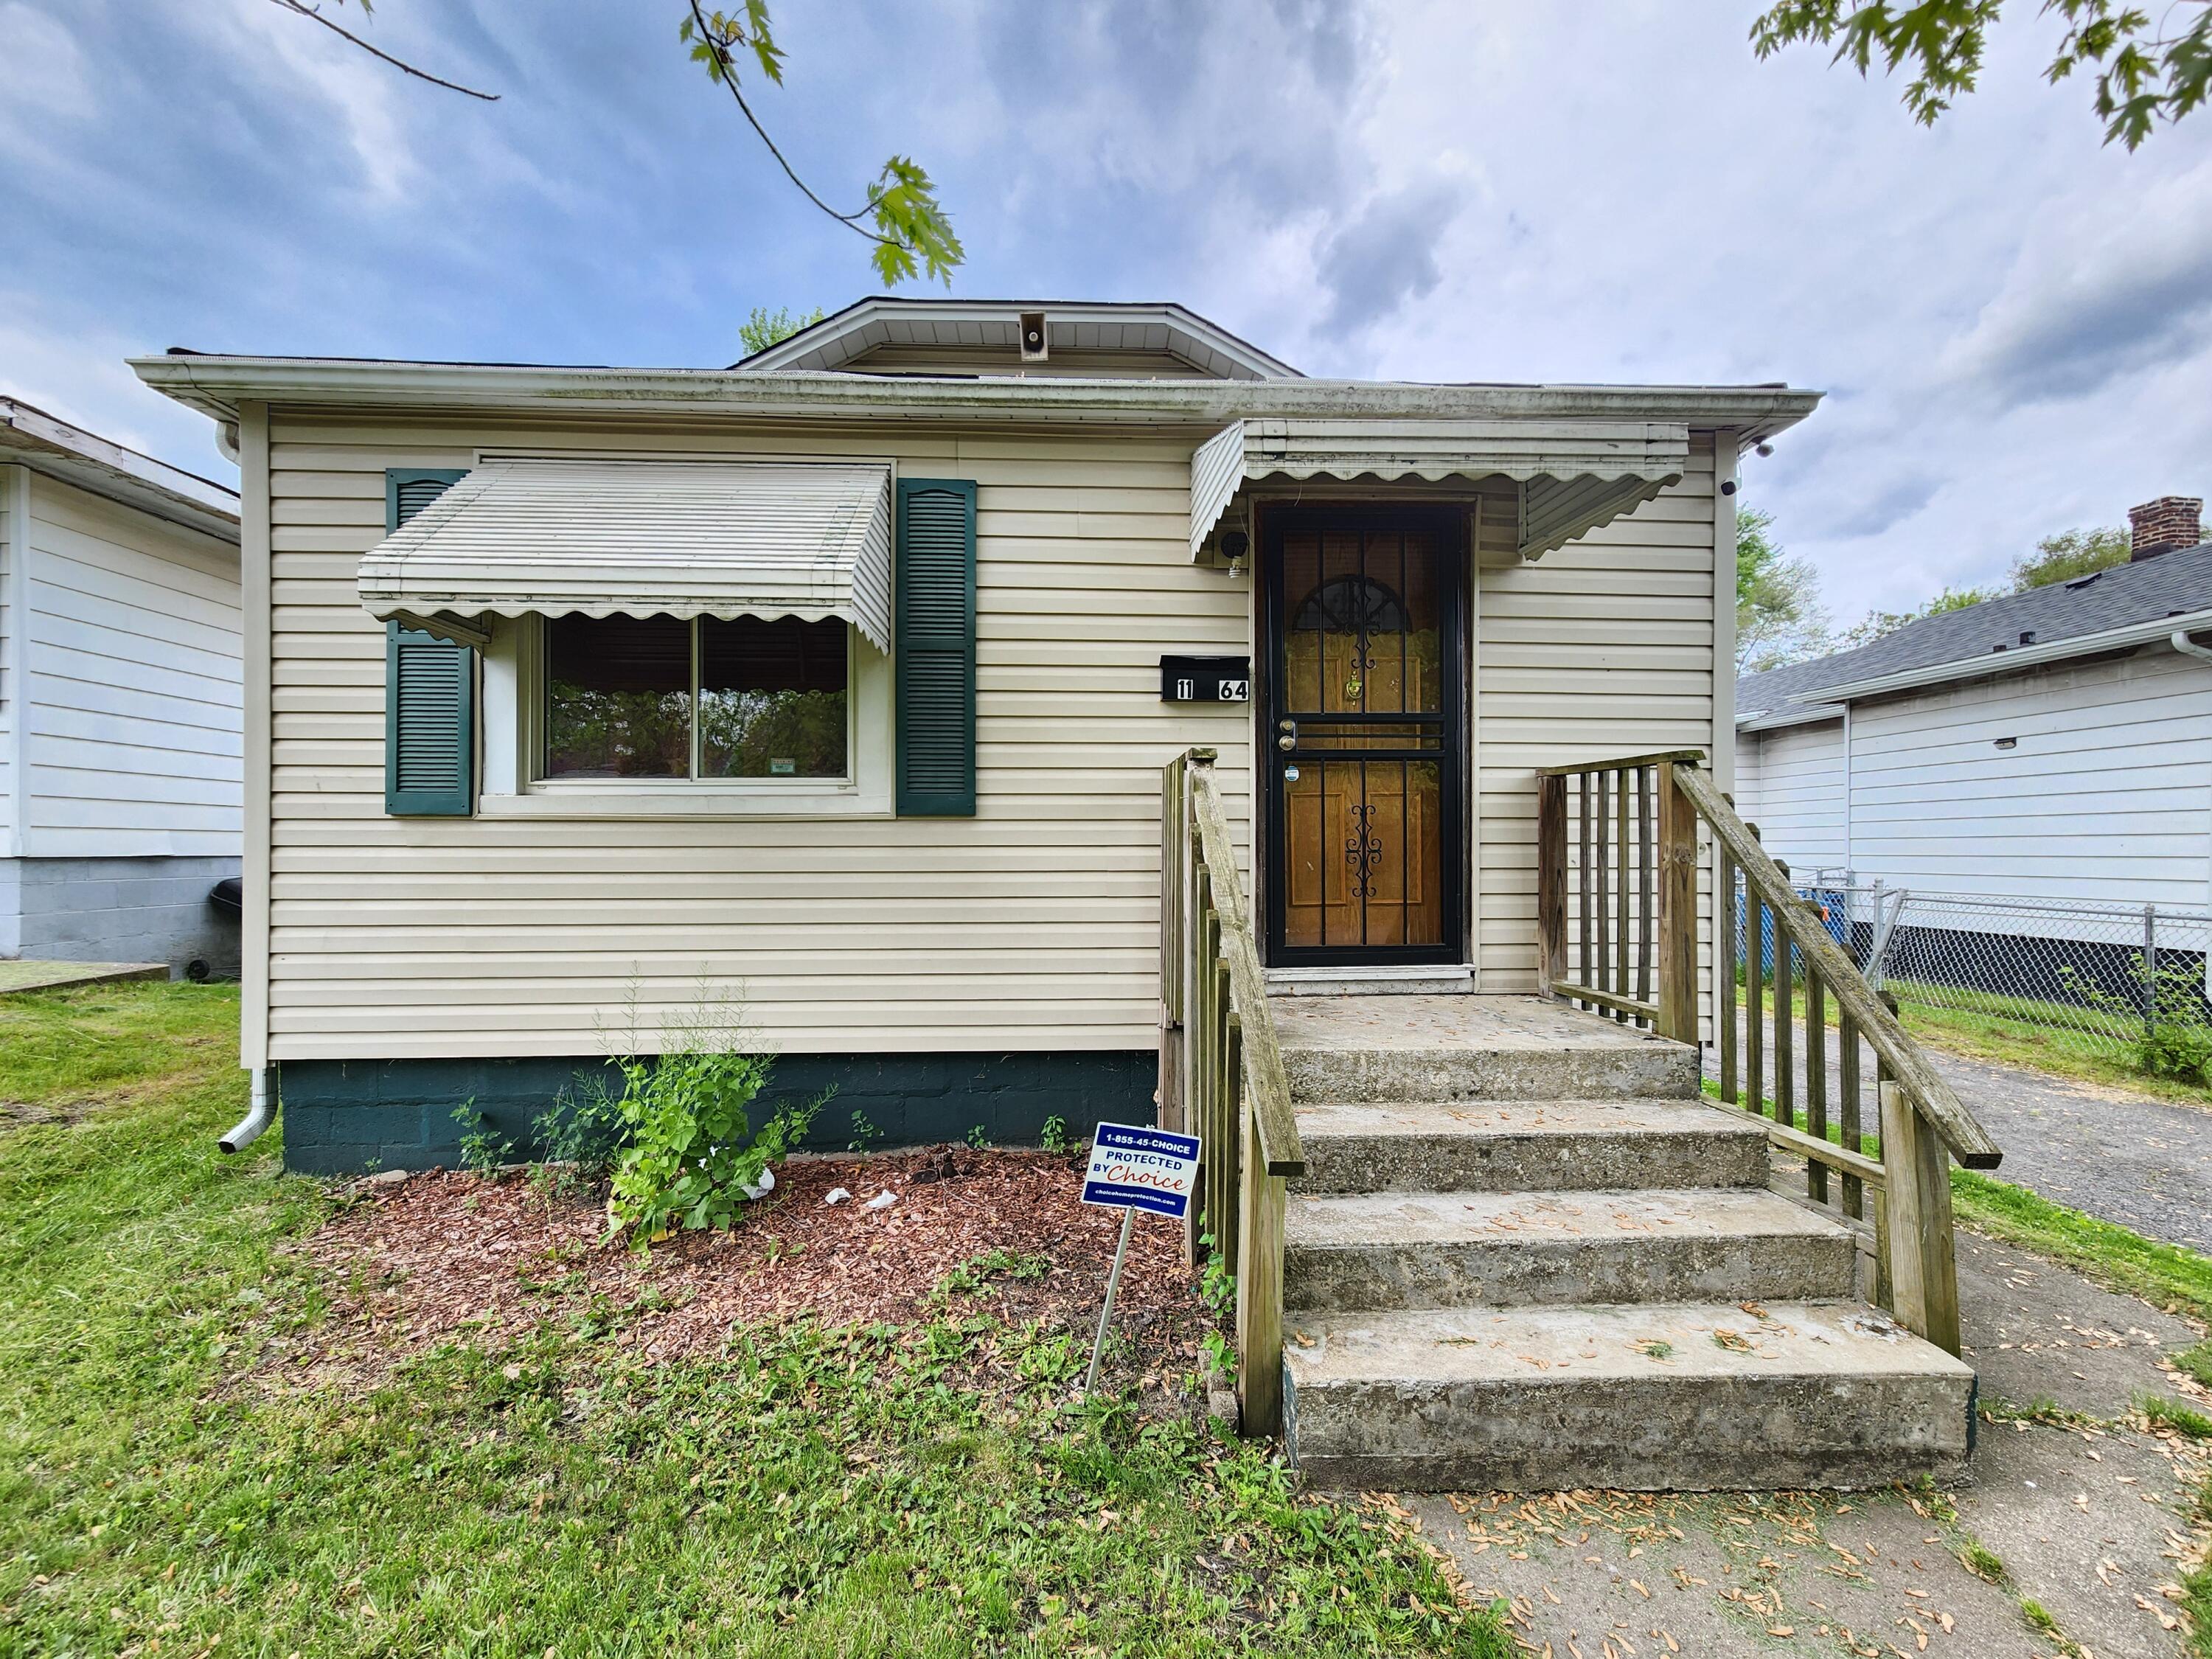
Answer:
[1188, 418, 1692, 560]
[356, 458, 894, 650]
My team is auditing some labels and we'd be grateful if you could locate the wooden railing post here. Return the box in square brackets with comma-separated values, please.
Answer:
[1655, 761, 1698, 1044]
[1235, 1098, 1287, 1436]
[1537, 773, 1567, 995]
[1158, 754, 1188, 1135]
[1218, 990, 1242, 1273]
[1879, 1079, 1964, 1357]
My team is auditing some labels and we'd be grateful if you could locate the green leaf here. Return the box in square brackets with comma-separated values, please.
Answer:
[1754, 0, 2212, 147]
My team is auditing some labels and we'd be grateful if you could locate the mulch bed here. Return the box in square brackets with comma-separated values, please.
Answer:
[304, 1147, 1217, 1394]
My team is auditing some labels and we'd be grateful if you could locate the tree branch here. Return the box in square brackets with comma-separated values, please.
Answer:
[267, 0, 499, 100]
[683, 0, 893, 246]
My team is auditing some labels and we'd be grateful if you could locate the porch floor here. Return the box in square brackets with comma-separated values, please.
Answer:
[1269, 992, 1670, 1057]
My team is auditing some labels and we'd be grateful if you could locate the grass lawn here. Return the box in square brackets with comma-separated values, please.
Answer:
[1728, 980, 2212, 1110]
[1703, 1074, 2212, 1326]
[0, 983, 1507, 1658]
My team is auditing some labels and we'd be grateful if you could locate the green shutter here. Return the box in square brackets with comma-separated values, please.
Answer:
[385, 622, 476, 816]
[896, 479, 977, 816]
[382, 470, 476, 817]
[386, 467, 467, 532]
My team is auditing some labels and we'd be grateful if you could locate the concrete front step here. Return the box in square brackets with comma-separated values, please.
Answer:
[1293, 1098, 1770, 1195]
[1282, 1300, 1975, 1491]
[1283, 1186, 1859, 1313]
[1271, 994, 1699, 1104]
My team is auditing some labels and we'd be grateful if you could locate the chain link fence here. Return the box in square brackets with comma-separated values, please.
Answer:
[1733, 870, 2212, 1066]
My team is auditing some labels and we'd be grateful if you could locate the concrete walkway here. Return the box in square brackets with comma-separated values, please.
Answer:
[0, 959, 168, 995]
[1412, 1231, 2211, 1658]
[1705, 1017, 2212, 1254]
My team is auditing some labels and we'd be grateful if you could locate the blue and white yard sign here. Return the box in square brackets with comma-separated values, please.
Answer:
[1081, 1122, 1201, 1220]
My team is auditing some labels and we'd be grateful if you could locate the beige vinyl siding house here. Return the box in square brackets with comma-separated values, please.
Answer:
[262, 413, 1251, 1061]
[1, 400, 243, 972]
[136, 297, 1810, 1172]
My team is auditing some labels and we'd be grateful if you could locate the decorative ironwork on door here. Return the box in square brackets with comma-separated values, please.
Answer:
[1264, 510, 1463, 966]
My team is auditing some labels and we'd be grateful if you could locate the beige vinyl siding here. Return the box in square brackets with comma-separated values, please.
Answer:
[23, 475, 242, 857]
[1472, 434, 1719, 991]
[262, 413, 1251, 1062]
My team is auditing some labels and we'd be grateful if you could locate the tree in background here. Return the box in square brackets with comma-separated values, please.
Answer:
[266, 0, 962, 287]
[1837, 585, 1993, 647]
[1753, 0, 2211, 149]
[1736, 507, 1834, 672]
[2008, 524, 2132, 588]
[737, 307, 826, 357]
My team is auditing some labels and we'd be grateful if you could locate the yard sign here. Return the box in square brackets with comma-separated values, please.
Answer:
[1079, 1122, 1202, 1391]
[1081, 1122, 1200, 1218]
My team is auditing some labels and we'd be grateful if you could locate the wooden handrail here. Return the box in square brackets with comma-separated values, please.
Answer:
[1536, 748, 1707, 778]
[1160, 748, 1302, 1437]
[1537, 753, 1700, 1045]
[1672, 762, 2003, 1170]
[1534, 746, 1997, 1358]
[1187, 766, 1303, 1179]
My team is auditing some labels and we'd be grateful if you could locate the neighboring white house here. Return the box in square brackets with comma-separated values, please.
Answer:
[1734, 495, 2212, 974]
[1, 397, 244, 973]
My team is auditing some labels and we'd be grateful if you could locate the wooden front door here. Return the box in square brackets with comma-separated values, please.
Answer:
[1262, 507, 1464, 967]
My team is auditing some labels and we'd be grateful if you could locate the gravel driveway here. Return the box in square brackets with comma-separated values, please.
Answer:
[1705, 1020, 2212, 1253]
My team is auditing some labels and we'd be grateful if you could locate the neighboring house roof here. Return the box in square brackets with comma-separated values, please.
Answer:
[0, 396, 240, 543]
[1737, 542, 2212, 724]
[729, 296, 1303, 380]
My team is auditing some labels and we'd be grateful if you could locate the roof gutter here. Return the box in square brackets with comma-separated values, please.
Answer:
[129, 355, 1821, 444]
[1787, 607, 2212, 707]
[1736, 700, 1846, 733]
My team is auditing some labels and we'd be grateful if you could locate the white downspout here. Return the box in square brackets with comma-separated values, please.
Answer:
[219, 1068, 274, 1154]
[1841, 703, 1854, 887]
[2171, 630, 2212, 996]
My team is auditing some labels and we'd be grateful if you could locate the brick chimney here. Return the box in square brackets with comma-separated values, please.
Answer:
[2129, 495, 2204, 561]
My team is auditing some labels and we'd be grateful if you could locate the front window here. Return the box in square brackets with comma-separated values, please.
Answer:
[544, 613, 849, 781]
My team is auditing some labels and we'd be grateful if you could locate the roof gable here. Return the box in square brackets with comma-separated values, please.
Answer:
[732, 298, 1301, 380]
[0, 397, 239, 544]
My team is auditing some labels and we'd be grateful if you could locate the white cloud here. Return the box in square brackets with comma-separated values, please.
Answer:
[192, 0, 422, 202]
[0, 1, 92, 122]
[0, 291, 235, 481]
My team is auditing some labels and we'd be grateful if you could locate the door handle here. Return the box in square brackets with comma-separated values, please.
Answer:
[1276, 719, 1297, 752]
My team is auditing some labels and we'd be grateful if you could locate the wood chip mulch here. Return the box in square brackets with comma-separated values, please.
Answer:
[302, 1147, 1214, 1383]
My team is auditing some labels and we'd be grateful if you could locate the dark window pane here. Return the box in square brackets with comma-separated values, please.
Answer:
[545, 613, 692, 778]
[699, 616, 849, 779]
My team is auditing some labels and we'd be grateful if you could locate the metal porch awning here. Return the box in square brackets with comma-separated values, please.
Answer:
[357, 458, 894, 650]
[1189, 418, 1689, 561]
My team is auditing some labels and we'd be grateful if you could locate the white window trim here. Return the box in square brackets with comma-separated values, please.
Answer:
[479, 613, 894, 820]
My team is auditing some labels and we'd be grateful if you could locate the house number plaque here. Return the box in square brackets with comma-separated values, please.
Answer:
[1159, 655, 1251, 703]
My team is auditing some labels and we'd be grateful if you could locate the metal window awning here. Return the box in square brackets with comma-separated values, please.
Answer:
[1189, 418, 1689, 560]
[358, 458, 894, 650]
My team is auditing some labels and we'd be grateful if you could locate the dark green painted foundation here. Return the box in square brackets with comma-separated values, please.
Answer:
[274, 1051, 1157, 1176]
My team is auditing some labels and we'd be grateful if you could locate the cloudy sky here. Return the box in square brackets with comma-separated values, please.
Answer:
[4, 0, 2208, 622]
